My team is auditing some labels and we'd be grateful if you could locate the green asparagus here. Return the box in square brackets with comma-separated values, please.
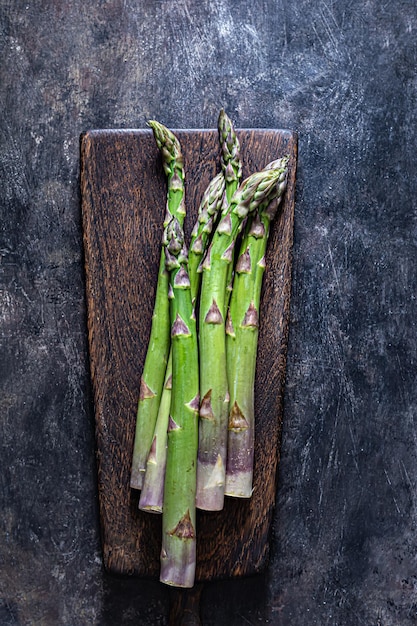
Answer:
[131, 121, 185, 491]
[225, 158, 288, 497]
[160, 216, 199, 588]
[196, 162, 289, 511]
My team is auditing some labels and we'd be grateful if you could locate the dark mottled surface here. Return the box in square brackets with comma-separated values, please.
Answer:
[1, 1, 416, 624]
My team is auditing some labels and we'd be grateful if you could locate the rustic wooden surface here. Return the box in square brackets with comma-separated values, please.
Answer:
[81, 129, 297, 581]
[2, 0, 417, 624]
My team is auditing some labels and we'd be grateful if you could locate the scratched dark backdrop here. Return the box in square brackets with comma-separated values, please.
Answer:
[1, 1, 417, 624]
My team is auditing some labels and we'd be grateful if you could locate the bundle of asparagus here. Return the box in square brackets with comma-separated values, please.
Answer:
[130, 111, 289, 588]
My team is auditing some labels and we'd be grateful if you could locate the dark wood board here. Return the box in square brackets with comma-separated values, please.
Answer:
[80, 128, 297, 582]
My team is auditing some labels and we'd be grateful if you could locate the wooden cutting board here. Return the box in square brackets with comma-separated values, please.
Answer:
[80, 128, 297, 582]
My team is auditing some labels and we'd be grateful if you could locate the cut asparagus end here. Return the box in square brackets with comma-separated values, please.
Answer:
[130, 468, 146, 491]
[196, 453, 226, 511]
[160, 510, 196, 588]
[224, 473, 254, 499]
[225, 411, 254, 498]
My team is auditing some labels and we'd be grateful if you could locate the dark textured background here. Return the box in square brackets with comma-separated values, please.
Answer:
[1, 1, 416, 624]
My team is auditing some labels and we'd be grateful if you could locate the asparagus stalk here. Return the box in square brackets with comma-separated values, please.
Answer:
[138, 351, 172, 512]
[160, 216, 199, 588]
[188, 171, 225, 305]
[218, 109, 242, 305]
[131, 121, 185, 491]
[196, 161, 289, 511]
[225, 160, 288, 497]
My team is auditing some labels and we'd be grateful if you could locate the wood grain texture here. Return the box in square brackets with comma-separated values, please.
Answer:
[81, 129, 297, 581]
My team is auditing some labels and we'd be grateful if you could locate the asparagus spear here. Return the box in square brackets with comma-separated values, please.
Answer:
[130, 121, 185, 491]
[218, 109, 242, 305]
[225, 159, 288, 497]
[160, 217, 199, 588]
[196, 161, 289, 511]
